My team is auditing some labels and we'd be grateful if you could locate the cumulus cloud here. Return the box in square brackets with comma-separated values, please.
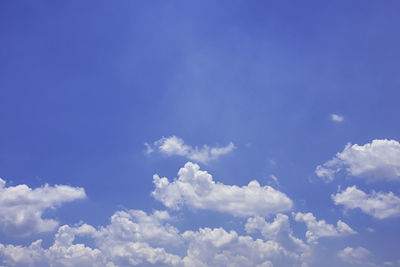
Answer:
[332, 186, 400, 219]
[338, 246, 371, 265]
[0, 225, 112, 267]
[0, 209, 182, 267]
[0, 209, 314, 267]
[145, 136, 235, 163]
[331, 114, 344, 122]
[292, 212, 356, 244]
[182, 227, 307, 267]
[245, 214, 312, 264]
[315, 139, 400, 182]
[0, 178, 86, 237]
[152, 162, 293, 217]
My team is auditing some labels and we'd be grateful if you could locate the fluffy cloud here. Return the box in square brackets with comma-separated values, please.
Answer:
[0, 178, 86, 237]
[292, 212, 356, 244]
[332, 186, 400, 219]
[0, 209, 314, 267]
[338, 246, 372, 265]
[316, 139, 400, 182]
[245, 214, 312, 264]
[152, 162, 293, 217]
[145, 136, 235, 163]
[0, 210, 182, 267]
[331, 114, 344, 122]
[182, 227, 307, 267]
[0, 226, 112, 267]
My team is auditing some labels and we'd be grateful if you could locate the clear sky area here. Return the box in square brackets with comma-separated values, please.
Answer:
[1, 1, 400, 266]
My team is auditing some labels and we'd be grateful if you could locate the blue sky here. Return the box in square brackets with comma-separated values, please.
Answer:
[1, 1, 400, 266]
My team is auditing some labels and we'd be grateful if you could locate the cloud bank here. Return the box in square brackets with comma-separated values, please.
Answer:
[0, 209, 312, 267]
[0, 162, 378, 267]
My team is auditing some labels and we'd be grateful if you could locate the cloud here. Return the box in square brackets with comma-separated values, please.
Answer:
[332, 186, 400, 219]
[245, 214, 312, 264]
[246, 214, 294, 240]
[144, 142, 154, 155]
[0, 209, 313, 267]
[315, 139, 400, 182]
[95, 209, 182, 248]
[0, 209, 182, 267]
[269, 174, 280, 187]
[0, 178, 86, 237]
[145, 136, 235, 163]
[152, 162, 293, 217]
[331, 114, 344, 122]
[338, 246, 372, 265]
[182, 227, 307, 267]
[0, 225, 111, 267]
[292, 212, 356, 244]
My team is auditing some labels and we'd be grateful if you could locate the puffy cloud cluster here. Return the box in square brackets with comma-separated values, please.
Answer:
[292, 212, 356, 244]
[182, 227, 307, 267]
[0, 225, 112, 267]
[332, 186, 400, 219]
[0, 210, 181, 267]
[0, 161, 374, 267]
[316, 139, 400, 182]
[338, 246, 372, 265]
[0, 209, 313, 267]
[145, 136, 235, 164]
[245, 214, 312, 263]
[0, 178, 86, 237]
[152, 162, 293, 217]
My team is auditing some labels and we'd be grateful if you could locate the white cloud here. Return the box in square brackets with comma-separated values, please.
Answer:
[0, 208, 314, 267]
[152, 162, 293, 217]
[0, 226, 112, 267]
[269, 174, 280, 187]
[315, 139, 400, 182]
[245, 214, 312, 264]
[92, 209, 182, 266]
[0, 209, 182, 267]
[182, 227, 306, 267]
[366, 227, 375, 233]
[331, 114, 344, 122]
[246, 214, 292, 240]
[95, 209, 182, 248]
[0, 178, 86, 237]
[292, 212, 356, 244]
[332, 186, 400, 219]
[144, 142, 154, 155]
[338, 246, 371, 265]
[146, 136, 235, 163]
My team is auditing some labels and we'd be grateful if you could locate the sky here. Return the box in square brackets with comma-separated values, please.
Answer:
[1, 1, 400, 266]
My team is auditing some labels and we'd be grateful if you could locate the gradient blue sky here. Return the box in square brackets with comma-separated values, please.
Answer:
[1, 1, 400, 266]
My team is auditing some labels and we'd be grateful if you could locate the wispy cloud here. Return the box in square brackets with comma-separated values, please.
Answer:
[145, 136, 235, 163]
[331, 114, 344, 122]
[338, 246, 372, 265]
